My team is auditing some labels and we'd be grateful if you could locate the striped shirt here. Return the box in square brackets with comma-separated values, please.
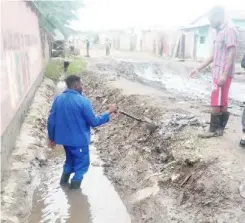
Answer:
[212, 23, 238, 79]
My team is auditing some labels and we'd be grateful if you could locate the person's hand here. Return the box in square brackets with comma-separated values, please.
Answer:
[48, 139, 56, 149]
[217, 74, 227, 87]
[108, 104, 118, 114]
[189, 68, 199, 78]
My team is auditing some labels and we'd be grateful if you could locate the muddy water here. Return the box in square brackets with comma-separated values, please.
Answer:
[116, 59, 245, 115]
[29, 144, 131, 223]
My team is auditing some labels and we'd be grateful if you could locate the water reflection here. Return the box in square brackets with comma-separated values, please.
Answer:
[29, 160, 91, 223]
[29, 145, 131, 223]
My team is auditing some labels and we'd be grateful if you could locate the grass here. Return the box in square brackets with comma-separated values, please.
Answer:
[44, 59, 63, 81]
[44, 57, 86, 81]
[66, 58, 86, 75]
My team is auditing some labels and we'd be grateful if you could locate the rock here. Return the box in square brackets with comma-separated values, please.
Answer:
[195, 183, 205, 193]
[102, 163, 111, 168]
[239, 183, 245, 199]
[185, 158, 200, 166]
[171, 173, 181, 183]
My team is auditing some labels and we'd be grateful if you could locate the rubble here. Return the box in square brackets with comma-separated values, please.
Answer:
[83, 58, 245, 222]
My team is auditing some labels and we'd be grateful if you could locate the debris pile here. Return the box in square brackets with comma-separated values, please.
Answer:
[82, 66, 245, 222]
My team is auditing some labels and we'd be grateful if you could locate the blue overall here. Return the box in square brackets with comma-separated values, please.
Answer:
[48, 89, 110, 182]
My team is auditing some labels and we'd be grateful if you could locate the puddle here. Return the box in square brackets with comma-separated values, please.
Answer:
[29, 144, 131, 223]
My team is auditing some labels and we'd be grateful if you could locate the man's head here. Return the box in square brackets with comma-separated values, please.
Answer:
[208, 6, 225, 29]
[65, 75, 82, 93]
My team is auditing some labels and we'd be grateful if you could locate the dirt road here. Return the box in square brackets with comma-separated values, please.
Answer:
[83, 50, 245, 222]
[1, 50, 245, 223]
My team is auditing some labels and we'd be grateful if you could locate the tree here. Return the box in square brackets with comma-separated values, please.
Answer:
[27, 1, 83, 37]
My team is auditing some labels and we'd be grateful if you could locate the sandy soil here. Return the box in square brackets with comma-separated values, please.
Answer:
[82, 51, 245, 223]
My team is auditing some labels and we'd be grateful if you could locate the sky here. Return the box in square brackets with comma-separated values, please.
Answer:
[70, 0, 245, 31]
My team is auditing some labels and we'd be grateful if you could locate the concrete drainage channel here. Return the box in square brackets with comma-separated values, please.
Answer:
[29, 142, 131, 223]
[29, 80, 131, 223]
[1, 78, 131, 223]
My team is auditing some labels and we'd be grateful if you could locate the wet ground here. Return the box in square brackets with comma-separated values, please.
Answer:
[28, 80, 131, 223]
[1, 50, 245, 223]
[29, 144, 131, 223]
[96, 56, 245, 115]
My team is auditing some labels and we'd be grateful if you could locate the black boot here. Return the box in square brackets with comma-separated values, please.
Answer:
[218, 112, 230, 136]
[240, 129, 245, 148]
[198, 113, 222, 138]
[70, 180, 82, 189]
[60, 173, 71, 185]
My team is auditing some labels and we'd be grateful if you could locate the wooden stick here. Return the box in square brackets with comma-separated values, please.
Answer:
[119, 110, 146, 123]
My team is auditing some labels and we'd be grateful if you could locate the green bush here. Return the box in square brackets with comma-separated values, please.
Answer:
[44, 60, 63, 80]
[66, 58, 86, 75]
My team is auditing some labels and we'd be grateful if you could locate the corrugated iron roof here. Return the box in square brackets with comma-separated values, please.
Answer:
[184, 10, 245, 29]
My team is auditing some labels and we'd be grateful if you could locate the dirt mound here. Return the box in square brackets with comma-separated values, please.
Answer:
[82, 67, 245, 223]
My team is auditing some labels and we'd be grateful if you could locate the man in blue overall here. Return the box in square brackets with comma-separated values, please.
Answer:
[48, 75, 117, 189]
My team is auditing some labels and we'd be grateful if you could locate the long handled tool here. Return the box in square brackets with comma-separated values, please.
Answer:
[119, 110, 158, 133]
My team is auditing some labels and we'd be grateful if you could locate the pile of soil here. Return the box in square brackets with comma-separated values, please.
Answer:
[81, 65, 245, 223]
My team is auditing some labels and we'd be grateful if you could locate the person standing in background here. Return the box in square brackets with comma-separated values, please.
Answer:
[85, 39, 90, 57]
[240, 54, 245, 147]
[105, 38, 111, 56]
[189, 6, 238, 138]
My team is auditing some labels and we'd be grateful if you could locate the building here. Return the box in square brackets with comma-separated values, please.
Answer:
[180, 11, 245, 61]
[1, 0, 51, 173]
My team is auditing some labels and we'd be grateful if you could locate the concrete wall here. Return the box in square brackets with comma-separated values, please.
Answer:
[184, 19, 245, 60]
[196, 26, 209, 59]
[184, 32, 195, 58]
[1, 0, 49, 173]
[233, 20, 245, 30]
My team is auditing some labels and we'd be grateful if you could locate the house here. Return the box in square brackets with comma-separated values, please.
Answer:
[180, 11, 245, 61]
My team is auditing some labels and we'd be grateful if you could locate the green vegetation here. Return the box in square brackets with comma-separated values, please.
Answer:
[66, 59, 86, 75]
[44, 58, 86, 81]
[44, 60, 63, 81]
[27, 1, 83, 37]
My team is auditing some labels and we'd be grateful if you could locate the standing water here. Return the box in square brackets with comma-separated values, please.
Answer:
[29, 144, 131, 223]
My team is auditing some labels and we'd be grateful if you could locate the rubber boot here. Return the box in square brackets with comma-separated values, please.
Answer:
[70, 180, 82, 189]
[216, 112, 230, 136]
[198, 113, 222, 138]
[60, 173, 71, 185]
[240, 129, 245, 148]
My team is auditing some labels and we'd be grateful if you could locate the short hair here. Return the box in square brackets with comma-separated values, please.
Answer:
[64, 75, 81, 88]
[209, 6, 225, 17]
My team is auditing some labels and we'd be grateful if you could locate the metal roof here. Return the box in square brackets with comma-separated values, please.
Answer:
[182, 11, 245, 30]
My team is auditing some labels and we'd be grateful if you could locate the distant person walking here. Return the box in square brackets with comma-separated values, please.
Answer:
[47, 75, 118, 189]
[240, 54, 245, 147]
[105, 38, 111, 56]
[189, 6, 238, 138]
[85, 39, 90, 57]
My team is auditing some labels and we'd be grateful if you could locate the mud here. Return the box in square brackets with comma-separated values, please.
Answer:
[29, 143, 130, 223]
[1, 76, 131, 223]
[81, 55, 245, 222]
[1, 52, 245, 223]
[1, 79, 56, 222]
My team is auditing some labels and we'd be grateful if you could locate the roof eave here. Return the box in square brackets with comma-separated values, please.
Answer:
[181, 24, 209, 31]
